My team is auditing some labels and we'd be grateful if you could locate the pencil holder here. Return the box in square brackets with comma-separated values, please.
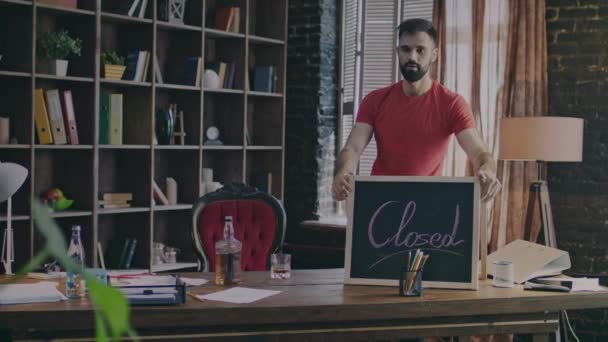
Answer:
[399, 269, 423, 297]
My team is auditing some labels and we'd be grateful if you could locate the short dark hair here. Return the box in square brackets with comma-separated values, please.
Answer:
[397, 19, 437, 45]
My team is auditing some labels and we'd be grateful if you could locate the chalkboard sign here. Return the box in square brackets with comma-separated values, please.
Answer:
[344, 176, 480, 290]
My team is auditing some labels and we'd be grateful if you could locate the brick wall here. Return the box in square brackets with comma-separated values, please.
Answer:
[546, 0, 608, 340]
[285, 0, 338, 233]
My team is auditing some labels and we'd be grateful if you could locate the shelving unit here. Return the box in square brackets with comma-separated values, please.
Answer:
[0, 0, 287, 273]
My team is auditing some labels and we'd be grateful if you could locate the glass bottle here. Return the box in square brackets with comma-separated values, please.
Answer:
[215, 216, 242, 285]
[66, 225, 86, 298]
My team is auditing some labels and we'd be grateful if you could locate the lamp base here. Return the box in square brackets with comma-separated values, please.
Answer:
[524, 180, 557, 247]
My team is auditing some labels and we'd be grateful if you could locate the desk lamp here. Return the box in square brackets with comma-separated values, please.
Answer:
[0, 161, 28, 275]
[499, 117, 583, 247]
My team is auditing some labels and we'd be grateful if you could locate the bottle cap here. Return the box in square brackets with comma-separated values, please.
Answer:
[72, 225, 81, 231]
[225, 216, 233, 222]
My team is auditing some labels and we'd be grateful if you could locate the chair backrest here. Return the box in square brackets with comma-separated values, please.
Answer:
[191, 182, 286, 272]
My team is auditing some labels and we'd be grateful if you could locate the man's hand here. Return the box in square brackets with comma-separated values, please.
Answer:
[477, 161, 501, 202]
[332, 172, 354, 201]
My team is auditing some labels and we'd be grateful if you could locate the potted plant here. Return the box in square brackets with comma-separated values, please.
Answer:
[101, 50, 126, 80]
[37, 30, 82, 76]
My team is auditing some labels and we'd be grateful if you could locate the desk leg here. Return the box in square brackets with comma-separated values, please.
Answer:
[532, 334, 549, 342]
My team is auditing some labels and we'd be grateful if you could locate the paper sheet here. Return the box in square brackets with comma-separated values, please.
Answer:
[199, 287, 281, 304]
[180, 277, 208, 286]
[0, 281, 67, 305]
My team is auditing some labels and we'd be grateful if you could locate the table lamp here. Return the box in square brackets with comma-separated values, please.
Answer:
[0, 161, 28, 275]
[499, 117, 583, 247]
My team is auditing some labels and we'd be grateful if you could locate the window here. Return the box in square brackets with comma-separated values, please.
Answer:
[340, 0, 434, 175]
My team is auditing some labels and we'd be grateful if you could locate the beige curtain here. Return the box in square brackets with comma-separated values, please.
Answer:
[430, 2, 548, 341]
[489, 0, 548, 252]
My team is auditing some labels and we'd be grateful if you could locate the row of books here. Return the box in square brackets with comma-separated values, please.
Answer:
[99, 192, 132, 209]
[205, 61, 237, 89]
[253, 65, 279, 93]
[99, 93, 123, 145]
[123, 51, 151, 83]
[213, 7, 241, 33]
[117, 0, 150, 19]
[34, 88, 79, 145]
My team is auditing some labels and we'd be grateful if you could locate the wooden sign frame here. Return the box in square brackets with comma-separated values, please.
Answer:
[344, 176, 480, 290]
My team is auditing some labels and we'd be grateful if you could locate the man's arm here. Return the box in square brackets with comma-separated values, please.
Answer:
[456, 128, 502, 202]
[332, 122, 374, 201]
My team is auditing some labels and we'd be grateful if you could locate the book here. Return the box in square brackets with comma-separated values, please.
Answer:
[44, 89, 68, 145]
[214, 7, 235, 31]
[34, 88, 53, 144]
[154, 55, 163, 83]
[182, 57, 202, 86]
[109, 93, 123, 145]
[153, 180, 169, 205]
[526, 276, 604, 292]
[103, 193, 133, 202]
[253, 65, 274, 92]
[99, 93, 111, 144]
[60, 90, 79, 145]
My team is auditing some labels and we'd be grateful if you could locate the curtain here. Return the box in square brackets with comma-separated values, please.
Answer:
[489, 0, 548, 252]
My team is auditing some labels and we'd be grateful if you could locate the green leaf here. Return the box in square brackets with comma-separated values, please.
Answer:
[86, 277, 130, 338]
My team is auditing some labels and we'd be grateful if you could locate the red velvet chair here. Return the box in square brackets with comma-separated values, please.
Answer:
[191, 182, 286, 272]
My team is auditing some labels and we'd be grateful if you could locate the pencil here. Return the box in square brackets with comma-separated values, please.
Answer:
[406, 251, 411, 270]
[187, 291, 204, 303]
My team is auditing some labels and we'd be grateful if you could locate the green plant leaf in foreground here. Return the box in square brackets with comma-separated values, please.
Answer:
[30, 200, 136, 341]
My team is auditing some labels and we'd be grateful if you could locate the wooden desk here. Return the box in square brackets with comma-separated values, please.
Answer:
[1, 269, 608, 341]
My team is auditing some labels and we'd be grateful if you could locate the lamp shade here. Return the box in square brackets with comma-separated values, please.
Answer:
[0, 162, 28, 203]
[498, 117, 584, 161]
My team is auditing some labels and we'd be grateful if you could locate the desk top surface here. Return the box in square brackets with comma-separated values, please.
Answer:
[1, 269, 607, 330]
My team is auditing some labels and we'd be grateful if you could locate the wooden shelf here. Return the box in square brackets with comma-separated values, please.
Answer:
[150, 262, 197, 273]
[100, 79, 152, 87]
[154, 145, 199, 150]
[248, 91, 283, 98]
[34, 144, 93, 150]
[49, 211, 92, 218]
[36, 3, 95, 16]
[35, 74, 94, 83]
[204, 28, 245, 39]
[0, 0, 31, 7]
[0, 215, 30, 222]
[155, 83, 201, 91]
[204, 88, 244, 95]
[101, 11, 153, 25]
[0, 70, 31, 78]
[0, 144, 31, 149]
[246, 146, 282, 151]
[203, 145, 243, 150]
[2, 0, 287, 272]
[152, 204, 193, 212]
[98, 207, 150, 215]
[98, 145, 151, 150]
[157, 21, 202, 32]
[249, 35, 285, 45]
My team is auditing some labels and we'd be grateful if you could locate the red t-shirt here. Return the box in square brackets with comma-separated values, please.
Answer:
[356, 80, 475, 176]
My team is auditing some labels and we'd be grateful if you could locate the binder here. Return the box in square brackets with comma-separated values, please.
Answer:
[99, 93, 110, 144]
[60, 90, 79, 145]
[45, 89, 68, 145]
[109, 94, 123, 145]
[487, 239, 571, 284]
[34, 88, 53, 144]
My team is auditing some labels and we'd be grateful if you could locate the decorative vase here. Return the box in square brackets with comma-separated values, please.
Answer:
[104, 64, 126, 80]
[49, 59, 68, 76]
[155, 108, 174, 145]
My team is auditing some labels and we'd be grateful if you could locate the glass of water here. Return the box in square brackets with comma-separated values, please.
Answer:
[270, 253, 291, 279]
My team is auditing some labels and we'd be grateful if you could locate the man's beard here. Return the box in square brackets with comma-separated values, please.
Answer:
[400, 62, 429, 82]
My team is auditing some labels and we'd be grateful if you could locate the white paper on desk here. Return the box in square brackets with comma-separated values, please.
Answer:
[199, 287, 281, 304]
[0, 281, 67, 305]
[180, 277, 208, 286]
[487, 239, 571, 284]
[112, 275, 178, 295]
